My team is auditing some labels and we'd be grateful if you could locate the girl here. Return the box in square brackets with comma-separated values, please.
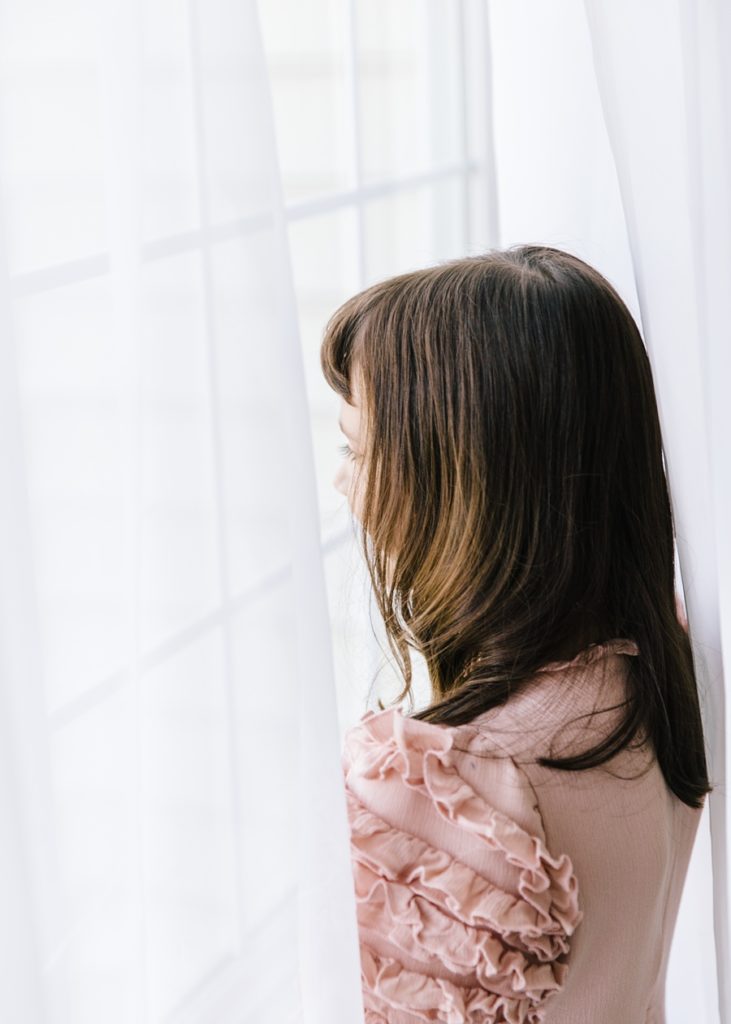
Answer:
[320, 244, 711, 1023]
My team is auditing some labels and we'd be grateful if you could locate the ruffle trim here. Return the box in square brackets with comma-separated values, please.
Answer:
[342, 708, 584, 1023]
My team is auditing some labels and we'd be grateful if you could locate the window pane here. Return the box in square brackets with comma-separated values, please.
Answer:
[13, 276, 130, 712]
[209, 230, 293, 597]
[356, 0, 463, 183]
[363, 177, 466, 281]
[138, 252, 221, 654]
[142, 627, 239, 1019]
[288, 207, 360, 538]
[198, 0, 278, 224]
[141, 0, 199, 243]
[258, 0, 352, 202]
[0, 0, 106, 275]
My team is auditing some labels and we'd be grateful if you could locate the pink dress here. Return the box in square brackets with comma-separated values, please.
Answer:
[341, 639, 704, 1023]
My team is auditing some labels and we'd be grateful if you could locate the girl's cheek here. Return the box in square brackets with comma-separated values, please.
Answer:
[333, 461, 351, 497]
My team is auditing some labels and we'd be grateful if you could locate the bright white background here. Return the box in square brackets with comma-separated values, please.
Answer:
[0, 1, 727, 1022]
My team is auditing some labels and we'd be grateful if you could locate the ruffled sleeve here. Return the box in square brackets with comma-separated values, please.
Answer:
[341, 706, 583, 1024]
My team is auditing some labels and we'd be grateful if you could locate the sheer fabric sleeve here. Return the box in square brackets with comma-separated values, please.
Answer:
[341, 707, 583, 1024]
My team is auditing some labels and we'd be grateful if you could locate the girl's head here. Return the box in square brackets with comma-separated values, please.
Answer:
[320, 244, 710, 809]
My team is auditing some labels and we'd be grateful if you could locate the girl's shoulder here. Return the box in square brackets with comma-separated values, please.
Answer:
[341, 701, 584, 1022]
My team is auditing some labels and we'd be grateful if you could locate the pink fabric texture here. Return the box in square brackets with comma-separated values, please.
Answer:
[341, 639, 704, 1024]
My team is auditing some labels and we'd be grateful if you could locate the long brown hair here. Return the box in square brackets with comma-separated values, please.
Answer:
[320, 244, 711, 809]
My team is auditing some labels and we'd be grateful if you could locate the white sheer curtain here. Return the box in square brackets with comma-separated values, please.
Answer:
[0, 0, 362, 1021]
[2, 1, 729, 1022]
